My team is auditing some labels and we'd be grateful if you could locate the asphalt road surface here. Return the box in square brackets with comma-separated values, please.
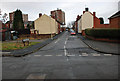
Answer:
[2, 31, 119, 80]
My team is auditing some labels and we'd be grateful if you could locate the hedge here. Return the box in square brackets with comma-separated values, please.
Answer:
[85, 28, 120, 39]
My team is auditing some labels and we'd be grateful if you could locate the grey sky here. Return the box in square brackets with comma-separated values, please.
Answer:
[0, 0, 119, 25]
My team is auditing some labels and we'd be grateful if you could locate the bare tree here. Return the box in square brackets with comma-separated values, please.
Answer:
[0, 9, 8, 23]
[67, 21, 75, 28]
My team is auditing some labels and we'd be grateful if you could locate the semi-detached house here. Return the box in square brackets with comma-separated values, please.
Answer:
[34, 14, 58, 36]
[78, 8, 110, 35]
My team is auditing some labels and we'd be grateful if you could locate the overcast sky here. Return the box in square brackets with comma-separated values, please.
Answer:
[0, 0, 119, 26]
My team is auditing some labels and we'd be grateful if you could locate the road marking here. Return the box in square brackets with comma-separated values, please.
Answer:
[55, 39, 60, 43]
[92, 54, 100, 56]
[104, 54, 112, 56]
[56, 55, 62, 56]
[44, 55, 52, 56]
[82, 53, 88, 56]
[64, 46, 66, 49]
[34, 55, 41, 57]
[79, 55, 82, 56]
[67, 55, 75, 56]
[82, 53, 87, 54]
[65, 41, 67, 45]
[64, 49, 67, 56]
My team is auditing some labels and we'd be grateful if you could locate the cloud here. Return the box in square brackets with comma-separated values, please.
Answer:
[1, 0, 120, 2]
[0, 1, 119, 25]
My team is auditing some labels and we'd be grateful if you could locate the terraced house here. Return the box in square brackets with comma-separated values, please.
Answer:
[78, 8, 94, 35]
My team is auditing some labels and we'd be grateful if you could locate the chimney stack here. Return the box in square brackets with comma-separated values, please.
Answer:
[93, 12, 96, 16]
[85, 8, 89, 11]
[39, 13, 42, 17]
[83, 11, 85, 14]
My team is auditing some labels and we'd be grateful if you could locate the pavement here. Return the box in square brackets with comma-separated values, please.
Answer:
[1, 32, 65, 57]
[2, 31, 119, 80]
[77, 34, 120, 55]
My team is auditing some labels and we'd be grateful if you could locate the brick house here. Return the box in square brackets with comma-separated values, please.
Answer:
[108, 11, 120, 28]
[5, 11, 29, 29]
[0, 21, 11, 41]
[51, 9, 65, 34]
[9, 11, 28, 22]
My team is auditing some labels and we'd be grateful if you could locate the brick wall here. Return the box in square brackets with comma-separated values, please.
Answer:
[93, 16, 110, 28]
[109, 17, 120, 28]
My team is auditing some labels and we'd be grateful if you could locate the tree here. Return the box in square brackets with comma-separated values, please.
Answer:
[0, 9, 8, 23]
[12, 9, 24, 30]
[27, 23, 30, 29]
[99, 17, 104, 24]
[31, 21, 34, 29]
[67, 21, 75, 28]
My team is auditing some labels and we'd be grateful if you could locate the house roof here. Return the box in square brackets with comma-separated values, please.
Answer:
[109, 11, 120, 19]
[83, 11, 100, 20]
[35, 14, 56, 22]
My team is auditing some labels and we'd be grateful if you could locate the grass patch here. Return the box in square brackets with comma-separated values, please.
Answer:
[1, 42, 40, 51]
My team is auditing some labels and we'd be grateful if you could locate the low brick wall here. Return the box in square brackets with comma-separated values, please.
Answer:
[85, 35, 120, 43]
[18, 33, 56, 40]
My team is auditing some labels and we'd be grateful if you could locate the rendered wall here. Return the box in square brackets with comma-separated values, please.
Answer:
[34, 14, 57, 34]
[81, 12, 93, 30]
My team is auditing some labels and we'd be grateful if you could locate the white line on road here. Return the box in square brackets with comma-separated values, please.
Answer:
[55, 39, 60, 43]
[64, 46, 66, 49]
[56, 55, 62, 56]
[64, 45, 67, 56]
[79, 55, 82, 56]
[104, 54, 112, 56]
[92, 54, 101, 56]
[82, 53, 88, 56]
[65, 41, 67, 45]
[67, 54, 75, 56]
[64, 49, 67, 56]
[34, 55, 41, 57]
[44, 55, 52, 56]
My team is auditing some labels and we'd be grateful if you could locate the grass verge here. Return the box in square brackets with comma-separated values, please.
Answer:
[1, 42, 40, 51]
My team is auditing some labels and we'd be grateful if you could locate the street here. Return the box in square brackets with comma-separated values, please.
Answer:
[2, 31, 118, 80]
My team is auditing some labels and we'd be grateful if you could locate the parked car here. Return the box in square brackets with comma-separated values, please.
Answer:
[70, 31, 76, 35]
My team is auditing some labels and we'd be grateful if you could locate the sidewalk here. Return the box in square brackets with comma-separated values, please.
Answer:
[78, 34, 120, 55]
[2, 32, 65, 57]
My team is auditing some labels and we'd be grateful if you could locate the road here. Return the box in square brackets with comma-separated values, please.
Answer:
[2, 31, 118, 80]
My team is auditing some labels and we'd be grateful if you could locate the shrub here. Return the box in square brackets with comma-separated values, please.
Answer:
[85, 28, 120, 39]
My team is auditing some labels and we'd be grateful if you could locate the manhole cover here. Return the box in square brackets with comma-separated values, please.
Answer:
[26, 73, 46, 80]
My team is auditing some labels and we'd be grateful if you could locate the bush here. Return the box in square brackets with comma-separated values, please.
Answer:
[85, 28, 120, 39]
